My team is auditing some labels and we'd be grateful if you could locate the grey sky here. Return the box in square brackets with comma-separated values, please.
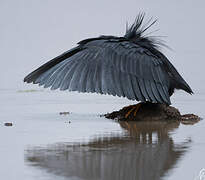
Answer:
[0, 0, 204, 91]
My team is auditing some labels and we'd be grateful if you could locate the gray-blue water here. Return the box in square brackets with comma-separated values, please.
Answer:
[0, 89, 204, 180]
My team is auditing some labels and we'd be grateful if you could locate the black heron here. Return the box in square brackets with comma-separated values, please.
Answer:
[24, 13, 193, 116]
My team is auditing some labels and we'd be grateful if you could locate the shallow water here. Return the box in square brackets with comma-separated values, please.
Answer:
[0, 89, 205, 180]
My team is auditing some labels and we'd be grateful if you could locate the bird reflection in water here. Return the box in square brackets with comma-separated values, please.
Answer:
[25, 120, 197, 180]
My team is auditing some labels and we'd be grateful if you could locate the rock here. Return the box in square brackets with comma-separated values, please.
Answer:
[104, 103, 201, 122]
[181, 114, 201, 125]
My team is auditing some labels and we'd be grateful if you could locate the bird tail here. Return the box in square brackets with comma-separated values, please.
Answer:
[170, 67, 193, 95]
[24, 47, 81, 84]
[178, 79, 193, 94]
[161, 54, 193, 95]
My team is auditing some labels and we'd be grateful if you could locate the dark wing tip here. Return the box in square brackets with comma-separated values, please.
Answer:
[23, 47, 82, 84]
[23, 73, 35, 83]
[24, 73, 33, 83]
[188, 88, 194, 95]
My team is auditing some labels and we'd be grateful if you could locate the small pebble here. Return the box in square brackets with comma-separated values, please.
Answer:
[4, 123, 13, 126]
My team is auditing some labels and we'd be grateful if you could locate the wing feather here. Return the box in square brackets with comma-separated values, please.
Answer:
[35, 62, 63, 84]
[138, 78, 150, 101]
[60, 52, 89, 91]
[25, 39, 171, 104]
[150, 81, 163, 103]
[144, 80, 157, 103]
[110, 68, 121, 97]
[59, 61, 79, 90]
[76, 62, 89, 92]
[44, 60, 70, 88]
[130, 76, 145, 102]
[51, 61, 74, 90]
[156, 84, 168, 103]
[124, 73, 136, 100]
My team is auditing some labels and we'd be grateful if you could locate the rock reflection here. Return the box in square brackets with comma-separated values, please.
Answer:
[25, 121, 193, 180]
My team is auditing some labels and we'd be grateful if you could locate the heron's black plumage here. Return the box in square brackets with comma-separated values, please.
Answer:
[24, 13, 193, 105]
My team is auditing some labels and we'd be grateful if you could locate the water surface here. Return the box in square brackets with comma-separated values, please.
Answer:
[0, 90, 204, 180]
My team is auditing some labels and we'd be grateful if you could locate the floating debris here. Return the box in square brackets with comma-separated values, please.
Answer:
[65, 121, 71, 124]
[17, 89, 43, 93]
[4, 122, 13, 126]
[59, 112, 70, 115]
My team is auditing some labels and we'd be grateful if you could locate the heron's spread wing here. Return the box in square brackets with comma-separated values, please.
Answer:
[24, 39, 171, 104]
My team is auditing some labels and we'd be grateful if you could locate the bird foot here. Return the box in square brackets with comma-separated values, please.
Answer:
[124, 103, 142, 120]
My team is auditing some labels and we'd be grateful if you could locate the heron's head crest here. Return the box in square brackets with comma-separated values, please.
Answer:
[124, 13, 167, 49]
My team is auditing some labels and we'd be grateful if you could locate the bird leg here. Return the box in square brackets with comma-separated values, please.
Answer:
[125, 103, 142, 120]
[125, 106, 136, 118]
[133, 104, 141, 116]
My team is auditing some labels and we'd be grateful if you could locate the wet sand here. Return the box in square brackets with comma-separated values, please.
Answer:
[0, 89, 205, 180]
